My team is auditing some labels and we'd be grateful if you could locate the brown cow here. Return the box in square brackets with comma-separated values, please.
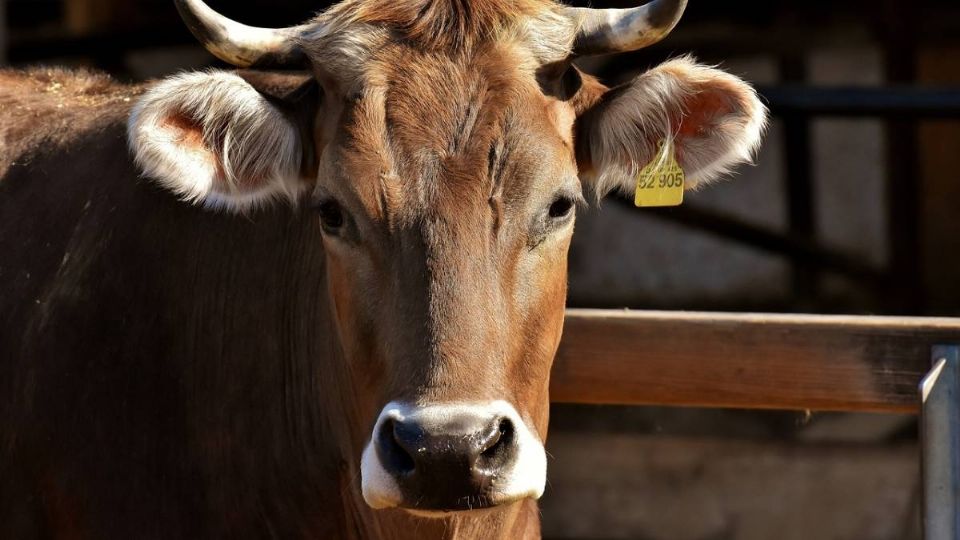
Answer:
[0, 0, 765, 537]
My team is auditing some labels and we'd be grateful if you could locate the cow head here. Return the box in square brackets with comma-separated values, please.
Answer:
[128, 0, 765, 516]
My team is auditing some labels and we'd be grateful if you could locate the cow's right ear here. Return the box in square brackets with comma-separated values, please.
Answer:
[574, 57, 766, 199]
[128, 70, 318, 212]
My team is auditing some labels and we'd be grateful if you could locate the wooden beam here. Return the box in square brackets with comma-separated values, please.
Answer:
[552, 310, 960, 413]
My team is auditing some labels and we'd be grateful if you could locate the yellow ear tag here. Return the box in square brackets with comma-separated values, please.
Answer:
[634, 140, 684, 207]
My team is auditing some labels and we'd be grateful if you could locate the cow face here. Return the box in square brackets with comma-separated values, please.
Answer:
[128, 0, 765, 516]
[314, 48, 578, 512]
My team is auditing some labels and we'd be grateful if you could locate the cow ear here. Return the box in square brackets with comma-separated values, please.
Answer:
[575, 57, 767, 199]
[128, 70, 317, 212]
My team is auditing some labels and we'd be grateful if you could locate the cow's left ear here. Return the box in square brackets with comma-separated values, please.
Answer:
[575, 57, 767, 198]
[128, 70, 318, 212]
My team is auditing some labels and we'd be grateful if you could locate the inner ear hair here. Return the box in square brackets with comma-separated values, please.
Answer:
[236, 70, 322, 179]
[235, 70, 317, 104]
[128, 70, 310, 212]
[573, 56, 767, 199]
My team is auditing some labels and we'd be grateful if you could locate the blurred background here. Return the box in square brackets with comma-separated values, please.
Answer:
[2, 0, 959, 538]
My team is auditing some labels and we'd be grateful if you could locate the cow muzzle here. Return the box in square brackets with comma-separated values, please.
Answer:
[360, 401, 547, 513]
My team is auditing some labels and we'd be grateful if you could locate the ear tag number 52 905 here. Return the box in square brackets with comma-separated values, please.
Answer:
[634, 140, 684, 207]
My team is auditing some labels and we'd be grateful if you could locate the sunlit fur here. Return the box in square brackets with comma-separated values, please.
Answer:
[128, 71, 305, 212]
[313, 0, 574, 56]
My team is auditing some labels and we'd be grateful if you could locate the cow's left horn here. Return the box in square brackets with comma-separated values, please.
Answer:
[565, 0, 687, 56]
[175, 0, 310, 68]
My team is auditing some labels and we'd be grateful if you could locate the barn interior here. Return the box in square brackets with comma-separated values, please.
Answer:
[3, 0, 959, 538]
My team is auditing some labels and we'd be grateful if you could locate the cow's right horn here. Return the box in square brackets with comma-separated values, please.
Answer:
[175, 0, 310, 68]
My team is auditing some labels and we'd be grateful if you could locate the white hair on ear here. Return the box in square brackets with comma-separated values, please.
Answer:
[582, 56, 767, 200]
[128, 70, 304, 212]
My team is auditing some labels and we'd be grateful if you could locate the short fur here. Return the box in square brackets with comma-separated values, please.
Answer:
[318, 0, 570, 54]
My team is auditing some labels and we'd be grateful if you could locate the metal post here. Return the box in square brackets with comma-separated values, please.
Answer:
[921, 345, 960, 539]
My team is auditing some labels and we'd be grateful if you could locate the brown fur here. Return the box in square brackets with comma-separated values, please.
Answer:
[324, 0, 559, 52]
[0, 68, 141, 177]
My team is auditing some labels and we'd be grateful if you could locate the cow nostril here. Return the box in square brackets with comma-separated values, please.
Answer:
[377, 418, 416, 475]
[480, 417, 514, 460]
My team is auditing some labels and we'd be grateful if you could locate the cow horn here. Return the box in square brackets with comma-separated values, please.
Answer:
[174, 0, 309, 68]
[565, 0, 687, 56]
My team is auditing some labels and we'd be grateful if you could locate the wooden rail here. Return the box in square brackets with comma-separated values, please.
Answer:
[552, 310, 960, 414]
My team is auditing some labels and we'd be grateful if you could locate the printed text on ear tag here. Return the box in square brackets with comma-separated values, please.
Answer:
[634, 140, 684, 207]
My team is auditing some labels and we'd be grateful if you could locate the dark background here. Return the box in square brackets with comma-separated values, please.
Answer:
[3, 1, 959, 538]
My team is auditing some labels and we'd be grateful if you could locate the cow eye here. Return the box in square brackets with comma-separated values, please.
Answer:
[316, 200, 345, 232]
[548, 196, 575, 219]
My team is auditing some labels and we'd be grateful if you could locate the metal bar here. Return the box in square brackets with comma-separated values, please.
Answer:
[779, 55, 819, 306]
[759, 86, 960, 119]
[6, 27, 194, 64]
[920, 345, 960, 539]
[880, 0, 924, 315]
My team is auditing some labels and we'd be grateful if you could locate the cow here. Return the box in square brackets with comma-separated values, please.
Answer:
[0, 0, 766, 537]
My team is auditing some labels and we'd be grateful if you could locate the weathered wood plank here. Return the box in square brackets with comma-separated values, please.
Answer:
[552, 310, 960, 413]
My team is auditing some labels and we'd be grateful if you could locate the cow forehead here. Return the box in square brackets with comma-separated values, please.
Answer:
[301, 0, 575, 81]
[327, 46, 576, 226]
